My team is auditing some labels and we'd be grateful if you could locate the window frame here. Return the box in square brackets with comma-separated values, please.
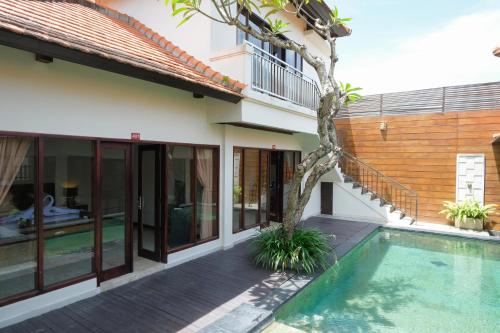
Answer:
[0, 130, 220, 306]
[235, 9, 304, 71]
[232, 146, 301, 233]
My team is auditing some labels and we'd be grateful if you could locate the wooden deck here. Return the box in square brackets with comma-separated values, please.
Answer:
[1, 217, 379, 333]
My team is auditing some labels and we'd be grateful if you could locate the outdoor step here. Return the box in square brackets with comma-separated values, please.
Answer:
[370, 193, 378, 201]
[389, 205, 396, 213]
[352, 182, 361, 189]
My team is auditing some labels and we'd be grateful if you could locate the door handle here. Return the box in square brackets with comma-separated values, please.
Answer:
[138, 196, 143, 210]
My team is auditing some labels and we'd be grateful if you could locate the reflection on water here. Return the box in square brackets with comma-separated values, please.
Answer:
[275, 230, 500, 333]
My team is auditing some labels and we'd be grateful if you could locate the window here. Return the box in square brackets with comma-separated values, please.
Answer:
[168, 145, 219, 250]
[233, 147, 272, 233]
[0, 136, 36, 299]
[43, 138, 94, 286]
[282, 151, 295, 212]
[233, 148, 243, 233]
[243, 149, 259, 229]
[167, 146, 194, 249]
[236, 10, 303, 71]
[259, 151, 270, 226]
[195, 147, 218, 241]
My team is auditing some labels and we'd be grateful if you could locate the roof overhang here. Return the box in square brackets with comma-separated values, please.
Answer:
[0, 28, 242, 104]
[301, 0, 351, 38]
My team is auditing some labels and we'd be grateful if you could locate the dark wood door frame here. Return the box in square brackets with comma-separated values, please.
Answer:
[98, 142, 133, 282]
[137, 145, 162, 261]
[269, 151, 284, 222]
[320, 182, 333, 215]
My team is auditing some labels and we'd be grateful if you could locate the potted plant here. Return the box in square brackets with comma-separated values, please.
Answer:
[440, 200, 496, 231]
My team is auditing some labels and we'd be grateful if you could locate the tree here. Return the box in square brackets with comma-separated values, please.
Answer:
[166, 0, 361, 239]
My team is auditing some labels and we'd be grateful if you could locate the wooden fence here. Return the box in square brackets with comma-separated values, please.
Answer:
[338, 81, 500, 118]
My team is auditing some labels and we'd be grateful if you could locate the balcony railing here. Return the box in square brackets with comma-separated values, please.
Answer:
[339, 151, 419, 223]
[247, 41, 320, 110]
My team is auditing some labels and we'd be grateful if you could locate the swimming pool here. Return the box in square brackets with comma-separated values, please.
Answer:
[273, 229, 500, 332]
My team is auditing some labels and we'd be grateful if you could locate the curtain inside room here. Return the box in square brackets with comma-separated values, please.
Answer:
[0, 137, 32, 207]
[196, 148, 214, 239]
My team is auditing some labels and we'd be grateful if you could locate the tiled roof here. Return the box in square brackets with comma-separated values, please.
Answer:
[0, 0, 245, 98]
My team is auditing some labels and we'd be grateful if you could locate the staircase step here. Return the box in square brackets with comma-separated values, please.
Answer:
[370, 193, 378, 201]
[352, 182, 361, 189]
[389, 205, 396, 213]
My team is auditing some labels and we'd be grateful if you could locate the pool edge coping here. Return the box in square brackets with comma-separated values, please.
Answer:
[252, 224, 500, 333]
[201, 222, 500, 333]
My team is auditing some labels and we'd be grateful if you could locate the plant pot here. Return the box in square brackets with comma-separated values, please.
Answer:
[454, 217, 484, 231]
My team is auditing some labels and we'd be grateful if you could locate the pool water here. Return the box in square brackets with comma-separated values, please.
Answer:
[274, 229, 500, 333]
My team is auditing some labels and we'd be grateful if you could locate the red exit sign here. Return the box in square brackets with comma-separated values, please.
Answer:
[131, 132, 141, 141]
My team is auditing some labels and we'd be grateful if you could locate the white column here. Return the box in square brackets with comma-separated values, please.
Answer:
[221, 125, 235, 249]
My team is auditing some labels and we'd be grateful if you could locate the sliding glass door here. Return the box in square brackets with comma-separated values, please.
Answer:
[137, 145, 161, 261]
[99, 143, 131, 281]
[0, 137, 37, 301]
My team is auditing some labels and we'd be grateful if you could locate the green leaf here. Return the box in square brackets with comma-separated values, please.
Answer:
[177, 13, 195, 27]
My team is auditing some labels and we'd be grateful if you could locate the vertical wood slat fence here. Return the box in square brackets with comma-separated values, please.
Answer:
[338, 81, 500, 118]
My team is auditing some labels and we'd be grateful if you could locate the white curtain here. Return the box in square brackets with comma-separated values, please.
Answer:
[196, 148, 214, 239]
[0, 137, 32, 207]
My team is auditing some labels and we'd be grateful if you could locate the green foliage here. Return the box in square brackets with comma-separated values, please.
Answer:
[252, 226, 333, 274]
[233, 185, 242, 201]
[439, 200, 497, 223]
[329, 6, 351, 26]
[340, 81, 362, 105]
[166, 0, 200, 27]
[266, 18, 290, 35]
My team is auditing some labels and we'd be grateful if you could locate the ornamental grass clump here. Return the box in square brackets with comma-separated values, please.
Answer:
[252, 227, 333, 275]
[440, 200, 496, 223]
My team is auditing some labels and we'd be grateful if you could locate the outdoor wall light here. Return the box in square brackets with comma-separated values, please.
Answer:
[35, 54, 53, 63]
[379, 121, 388, 131]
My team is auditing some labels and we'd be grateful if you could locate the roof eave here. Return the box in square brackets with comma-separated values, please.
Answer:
[0, 27, 243, 104]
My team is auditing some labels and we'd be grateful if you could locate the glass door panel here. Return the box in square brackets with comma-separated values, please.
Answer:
[0, 137, 37, 300]
[138, 145, 161, 261]
[100, 143, 131, 281]
[269, 151, 282, 222]
[243, 149, 259, 228]
[259, 151, 270, 227]
[282, 151, 295, 213]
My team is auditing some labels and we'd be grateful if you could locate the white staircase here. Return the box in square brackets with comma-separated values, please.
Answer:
[330, 152, 418, 225]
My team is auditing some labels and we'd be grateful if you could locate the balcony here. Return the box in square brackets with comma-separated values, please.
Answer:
[248, 42, 320, 110]
[208, 42, 319, 134]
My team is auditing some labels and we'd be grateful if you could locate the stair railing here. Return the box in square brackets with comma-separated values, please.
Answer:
[338, 151, 419, 223]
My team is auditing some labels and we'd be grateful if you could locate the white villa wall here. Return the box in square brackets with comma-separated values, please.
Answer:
[100, 0, 329, 84]
[0, 45, 322, 324]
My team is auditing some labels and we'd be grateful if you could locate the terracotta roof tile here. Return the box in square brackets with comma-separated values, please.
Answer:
[0, 0, 245, 97]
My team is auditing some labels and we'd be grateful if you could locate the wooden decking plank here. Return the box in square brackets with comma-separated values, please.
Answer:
[0, 218, 375, 333]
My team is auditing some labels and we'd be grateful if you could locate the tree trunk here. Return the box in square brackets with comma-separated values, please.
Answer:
[281, 91, 342, 239]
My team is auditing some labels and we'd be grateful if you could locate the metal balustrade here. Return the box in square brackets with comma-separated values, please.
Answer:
[339, 151, 419, 223]
[247, 41, 320, 110]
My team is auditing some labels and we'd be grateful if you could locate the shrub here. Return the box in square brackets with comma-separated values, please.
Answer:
[252, 227, 333, 274]
[439, 200, 496, 223]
